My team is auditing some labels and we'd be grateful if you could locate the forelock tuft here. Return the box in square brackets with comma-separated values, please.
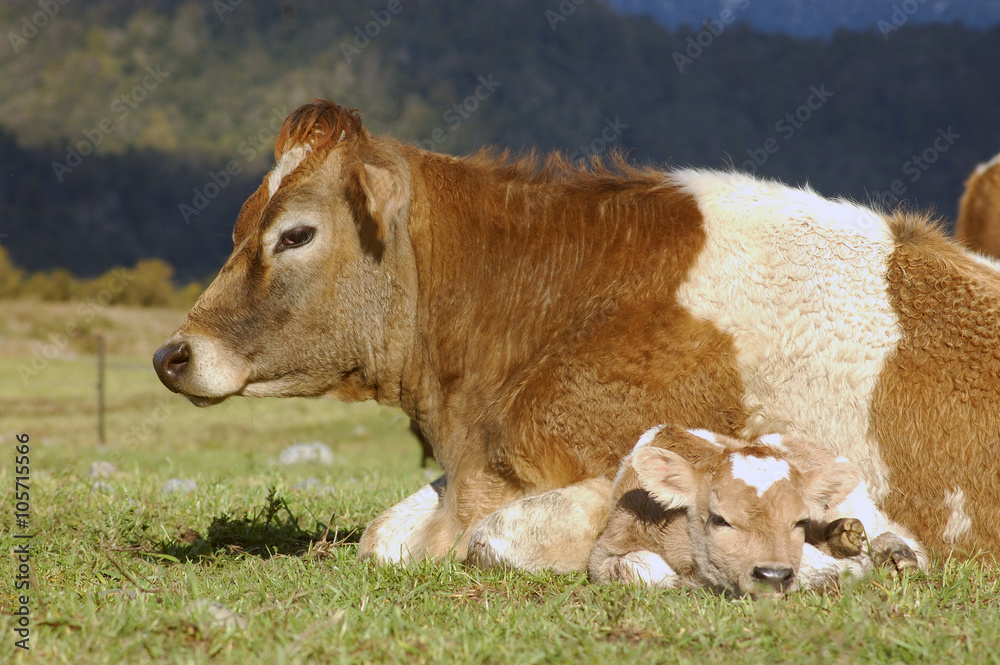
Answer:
[274, 100, 364, 160]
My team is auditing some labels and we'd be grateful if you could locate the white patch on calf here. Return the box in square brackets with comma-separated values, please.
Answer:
[729, 453, 790, 496]
[758, 432, 787, 452]
[617, 550, 678, 587]
[615, 425, 666, 486]
[942, 486, 973, 545]
[267, 143, 311, 199]
[687, 429, 723, 447]
[671, 169, 900, 501]
[635, 425, 666, 449]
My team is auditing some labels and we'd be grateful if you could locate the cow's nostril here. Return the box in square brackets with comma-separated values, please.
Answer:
[752, 566, 795, 592]
[153, 342, 191, 391]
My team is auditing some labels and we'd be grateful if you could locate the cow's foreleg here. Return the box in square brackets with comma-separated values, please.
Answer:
[358, 475, 447, 563]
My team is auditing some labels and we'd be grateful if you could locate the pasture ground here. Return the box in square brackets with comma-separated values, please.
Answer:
[0, 301, 998, 664]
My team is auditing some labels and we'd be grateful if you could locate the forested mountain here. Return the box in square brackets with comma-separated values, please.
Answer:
[0, 0, 997, 280]
[608, 0, 1000, 37]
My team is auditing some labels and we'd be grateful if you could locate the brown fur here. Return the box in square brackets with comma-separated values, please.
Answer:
[955, 156, 1000, 258]
[873, 213, 1000, 554]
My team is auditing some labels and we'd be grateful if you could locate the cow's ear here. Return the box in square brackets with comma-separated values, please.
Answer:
[348, 163, 405, 258]
[800, 460, 862, 519]
[632, 446, 697, 511]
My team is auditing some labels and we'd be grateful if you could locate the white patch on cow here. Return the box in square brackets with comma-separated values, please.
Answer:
[671, 169, 900, 501]
[686, 428, 723, 447]
[618, 550, 678, 587]
[267, 143, 311, 199]
[942, 486, 973, 545]
[758, 432, 786, 452]
[360, 480, 443, 563]
[729, 453, 790, 496]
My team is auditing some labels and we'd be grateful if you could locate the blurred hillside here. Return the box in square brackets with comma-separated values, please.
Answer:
[0, 0, 998, 280]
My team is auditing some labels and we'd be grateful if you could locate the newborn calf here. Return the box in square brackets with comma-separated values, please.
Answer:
[588, 426, 925, 596]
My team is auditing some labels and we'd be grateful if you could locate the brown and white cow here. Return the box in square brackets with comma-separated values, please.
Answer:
[465, 426, 924, 595]
[154, 100, 1000, 564]
[955, 151, 1000, 258]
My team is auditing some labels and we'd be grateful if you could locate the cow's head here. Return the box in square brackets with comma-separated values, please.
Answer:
[631, 435, 858, 597]
[153, 101, 415, 406]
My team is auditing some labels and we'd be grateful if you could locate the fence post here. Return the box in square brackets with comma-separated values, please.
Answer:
[97, 334, 106, 446]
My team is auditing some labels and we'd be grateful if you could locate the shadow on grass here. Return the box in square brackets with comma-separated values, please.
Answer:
[149, 487, 365, 563]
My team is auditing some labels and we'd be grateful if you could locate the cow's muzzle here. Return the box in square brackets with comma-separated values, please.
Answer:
[153, 341, 190, 393]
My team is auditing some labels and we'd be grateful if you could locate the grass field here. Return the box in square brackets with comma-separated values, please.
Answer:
[1, 301, 999, 664]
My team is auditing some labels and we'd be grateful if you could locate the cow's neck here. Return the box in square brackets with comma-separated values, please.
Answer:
[399, 149, 704, 449]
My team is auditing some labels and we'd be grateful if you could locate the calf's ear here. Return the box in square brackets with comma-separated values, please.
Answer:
[632, 446, 697, 511]
[347, 163, 406, 258]
[801, 460, 862, 519]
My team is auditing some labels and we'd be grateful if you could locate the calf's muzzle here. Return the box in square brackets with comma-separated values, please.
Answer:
[751, 566, 795, 594]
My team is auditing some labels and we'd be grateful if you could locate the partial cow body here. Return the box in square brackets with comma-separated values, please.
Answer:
[155, 101, 1000, 563]
[955, 151, 1000, 259]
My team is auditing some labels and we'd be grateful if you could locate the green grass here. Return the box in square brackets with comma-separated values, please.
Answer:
[1, 303, 999, 664]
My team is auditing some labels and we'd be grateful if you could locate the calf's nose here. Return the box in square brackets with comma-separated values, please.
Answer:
[153, 341, 191, 392]
[752, 566, 795, 593]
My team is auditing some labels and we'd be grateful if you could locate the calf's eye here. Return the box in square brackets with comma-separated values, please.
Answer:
[275, 226, 315, 253]
[794, 519, 809, 530]
[708, 514, 731, 529]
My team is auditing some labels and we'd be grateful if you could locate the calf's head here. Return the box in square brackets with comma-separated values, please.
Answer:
[154, 101, 414, 406]
[631, 438, 857, 597]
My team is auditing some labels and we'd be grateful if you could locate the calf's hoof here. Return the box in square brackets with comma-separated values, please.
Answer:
[870, 533, 919, 574]
[824, 517, 866, 558]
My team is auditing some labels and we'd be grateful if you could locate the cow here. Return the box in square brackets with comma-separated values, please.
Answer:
[465, 426, 925, 596]
[955, 151, 1000, 259]
[154, 100, 1000, 568]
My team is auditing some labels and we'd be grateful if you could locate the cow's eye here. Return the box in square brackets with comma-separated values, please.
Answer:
[275, 226, 315, 253]
[794, 519, 809, 531]
[708, 514, 731, 529]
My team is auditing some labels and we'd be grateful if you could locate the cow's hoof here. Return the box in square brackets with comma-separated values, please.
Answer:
[870, 533, 919, 574]
[824, 517, 866, 558]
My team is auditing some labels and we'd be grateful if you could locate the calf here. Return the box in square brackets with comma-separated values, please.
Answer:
[467, 426, 924, 595]
[588, 426, 925, 596]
